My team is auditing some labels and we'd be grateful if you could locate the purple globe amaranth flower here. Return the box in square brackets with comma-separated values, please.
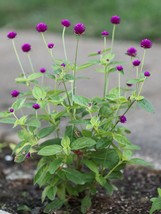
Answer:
[40, 67, 46, 73]
[7, 31, 17, 39]
[26, 152, 31, 158]
[126, 47, 137, 57]
[36, 22, 48, 32]
[11, 90, 20, 97]
[144, 71, 151, 77]
[21, 43, 31, 52]
[101, 30, 109, 37]
[126, 83, 133, 87]
[9, 108, 14, 113]
[119, 115, 127, 123]
[132, 59, 141, 67]
[74, 23, 85, 35]
[61, 19, 71, 27]
[97, 50, 101, 54]
[116, 65, 123, 71]
[48, 43, 55, 49]
[61, 63, 66, 67]
[140, 39, 152, 49]
[110, 15, 121, 25]
[32, 103, 40, 109]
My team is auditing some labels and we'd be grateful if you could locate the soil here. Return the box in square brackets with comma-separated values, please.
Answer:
[0, 146, 161, 214]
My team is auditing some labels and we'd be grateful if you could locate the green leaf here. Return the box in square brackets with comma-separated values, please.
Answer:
[137, 98, 155, 113]
[42, 186, 57, 202]
[38, 126, 56, 139]
[13, 115, 27, 127]
[32, 86, 47, 100]
[27, 73, 42, 81]
[128, 158, 151, 166]
[91, 149, 119, 169]
[63, 168, 86, 185]
[61, 136, 71, 155]
[71, 137, 96, 150]
[73, 95, 90, 107]
[48, 158, 62, 174]
[127, 78, 145, 84]
[38, 145, 63, 156]
[150, 197, 161, 214]
[69, 119, 90, 125]
[26, 118, 41, 128]
[95, 175, 113, 194]
[82, 159, 99, 174]
[81, 195, 92, 214]
[12, 98, 26, 111]
[44, 199, 64, 213]
[113, 133, 131, 146]
[0, 117, 16, 124]
[77, 62, 96, 70]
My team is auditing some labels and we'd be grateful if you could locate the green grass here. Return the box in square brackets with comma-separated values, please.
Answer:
[1, 0, 161, 41]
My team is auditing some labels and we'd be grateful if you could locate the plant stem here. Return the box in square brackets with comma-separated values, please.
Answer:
[62, 80, 71, 106]
[118, 72, 121, 97]
[41, 32, 53, 58]
[140, 49, 146, 74]
[12, 40, 26, 78]
[104, 37, 107, 50]
[73, 37, 79, 96]
[110, 25, 116, 53]
[27, 53, 35, 73]
[103, 68, 109, 99]
[111, 100, 135, 131]
[62, 27, 68, 61]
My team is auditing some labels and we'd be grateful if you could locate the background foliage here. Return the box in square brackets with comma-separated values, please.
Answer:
[1, 0, 161, 41]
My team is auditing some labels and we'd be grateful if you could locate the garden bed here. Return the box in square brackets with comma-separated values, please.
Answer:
[0, 146, 160, 214]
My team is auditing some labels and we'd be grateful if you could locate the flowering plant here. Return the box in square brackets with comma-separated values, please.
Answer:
[0, 16, 154, 213]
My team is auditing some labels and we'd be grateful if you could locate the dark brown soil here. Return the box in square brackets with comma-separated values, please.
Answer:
[0, 147, 161, 214]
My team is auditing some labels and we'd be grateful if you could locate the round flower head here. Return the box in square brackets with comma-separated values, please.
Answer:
[140, 39, 152, 49]
[32, 103, 40, 109]
[61, 19, 71, 27]
[116, 65, 123, 71]
[9, 108, 14, 113]
[48, 43, 54, 49]
[110, 15, 121, 25]
[101, 30, 109, 37]
[26, 152, 31, 158]
[144, 71, 151, 77]
[36, 22, 48, 32]
[74, 23, 85, 35]
[21, 43, 31, 52]
[7, 31, 17, 39]
[126, 83, 133, 87]
[119, 115, 127, 123]
[132, 59, 141, 67]
[11, 90, 20, 97]
[97, 50, 101, 54]
[61, 63, 66, 67]
[126, 47, 137, 57]
[40, 67, 46, 73]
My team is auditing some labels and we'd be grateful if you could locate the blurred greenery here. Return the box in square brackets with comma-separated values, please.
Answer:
[0, 0, 161, 41]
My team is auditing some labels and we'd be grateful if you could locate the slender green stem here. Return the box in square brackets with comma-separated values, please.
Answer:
[73, 37, 79, 96]
[62, 27, 68, 61]
[105, 161, 122, 179]
[138, 81, 145, 96]
[41, 33, 53, 58]
[104, 37, 107, 50]
[111, 100, 135, 131]
[62, 80, 71, 106]
[118, 72, 121, 97]
[27, 53, 35, 73]
[110, 25, 116, 53]
[12, 40, 26, 77]
[140, 49, 146, 74]
[103, 68, 109, 99]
